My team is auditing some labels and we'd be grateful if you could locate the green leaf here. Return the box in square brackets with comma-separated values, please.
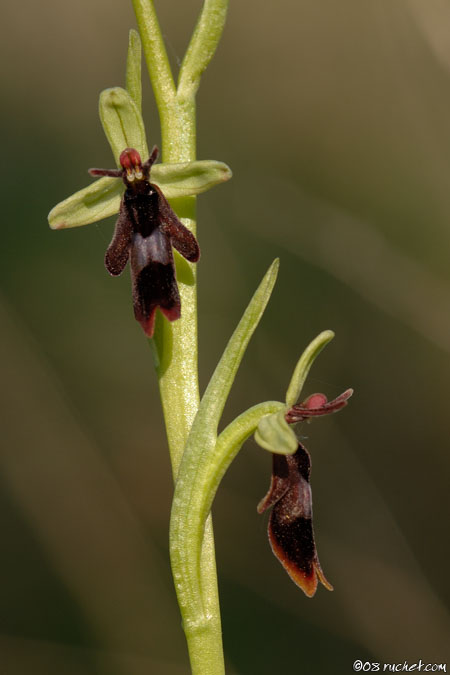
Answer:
[170, 259, 279, 623]
[152, 159, 232, 198]
[126, 29, 142, 112]
[254, 409, 298, 454]
[178, 0, 229, 100]
[191, 258, 279, 449]
[285, 330, 335, 406]
[48, 177, 122, 230]
[99, 87, 149, 165]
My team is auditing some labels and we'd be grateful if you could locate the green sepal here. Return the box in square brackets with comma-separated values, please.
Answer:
[48, 177, 122, 230]
[153, 159, 232, 197]
[48, 159, 232, 230]
[99, 87, 149, 165]
[126, 29, 142, 112]
[285, 330, 335, 406]
[254, 409, 298, 455]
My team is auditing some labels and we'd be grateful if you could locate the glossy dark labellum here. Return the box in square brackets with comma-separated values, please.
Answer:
[258, 444, 333, 598]
[258, 388, 352, 597]
[89, 146, 200, 337]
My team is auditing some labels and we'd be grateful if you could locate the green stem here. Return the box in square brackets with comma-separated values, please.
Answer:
[170, 401, 285, 625]
[170, 260, 279, 670]
[132, 1, 228, 673]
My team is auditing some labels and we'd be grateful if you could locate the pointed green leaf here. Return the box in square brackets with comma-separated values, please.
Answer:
[48, 177, 122, 230]
[192, 258, 279, 448]
[170, 259, 279, 621]
[285, 330, 335, 406]
[152, 159, 232, 198]
[99, 87, 148, 165]
[178, 0, 229, 100]
[126, 29, 142, 112]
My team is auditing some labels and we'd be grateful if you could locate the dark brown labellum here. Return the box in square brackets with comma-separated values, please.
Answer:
[89, 146, 200, 337]
[258, 444, 333, 597]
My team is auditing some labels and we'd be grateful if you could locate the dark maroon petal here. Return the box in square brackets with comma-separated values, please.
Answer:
[142, 145, 159, 176]
[88, 168, 123, 177]
[286, 388, 353, 424]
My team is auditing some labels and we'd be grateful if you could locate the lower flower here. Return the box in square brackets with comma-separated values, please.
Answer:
[257, 388, 352, 596]
[258, 444, 333, 597]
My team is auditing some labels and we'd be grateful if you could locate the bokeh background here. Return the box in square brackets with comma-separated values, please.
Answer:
[2, 1, 450, 673]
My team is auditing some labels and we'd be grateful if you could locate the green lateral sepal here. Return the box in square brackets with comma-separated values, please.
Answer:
[48, 159, 232, 230]
[48, 177, 122, 230]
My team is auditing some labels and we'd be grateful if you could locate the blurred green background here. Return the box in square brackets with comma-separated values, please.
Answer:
[1, 0, 450, 673]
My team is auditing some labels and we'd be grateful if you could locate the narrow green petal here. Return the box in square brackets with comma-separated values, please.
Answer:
[48, 177, 122, 230]
[254, 409, 298, 455]
[285, 330, 335, 406]
[99, 87, 149, 165]
[126, 29, 142, 112]
[152, 159, 232, 198]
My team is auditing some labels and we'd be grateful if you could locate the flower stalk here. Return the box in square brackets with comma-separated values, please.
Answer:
[131, 2, 229, 673]
[48, 1, 352, 672]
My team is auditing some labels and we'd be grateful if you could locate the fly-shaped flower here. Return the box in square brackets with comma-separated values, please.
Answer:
[257, 381, 353, 597]
[48, 55, 231, 336]
[89, 146, 200, 336]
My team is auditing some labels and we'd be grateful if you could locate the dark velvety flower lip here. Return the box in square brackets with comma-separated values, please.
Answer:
[258, 445, 333, 597]
[268, 525, 333, 598]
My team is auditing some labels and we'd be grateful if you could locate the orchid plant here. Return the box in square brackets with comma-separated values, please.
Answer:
[48, 1, 352, 673]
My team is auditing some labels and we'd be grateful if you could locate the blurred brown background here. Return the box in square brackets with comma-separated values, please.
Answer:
[1, 0, 450, 673]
